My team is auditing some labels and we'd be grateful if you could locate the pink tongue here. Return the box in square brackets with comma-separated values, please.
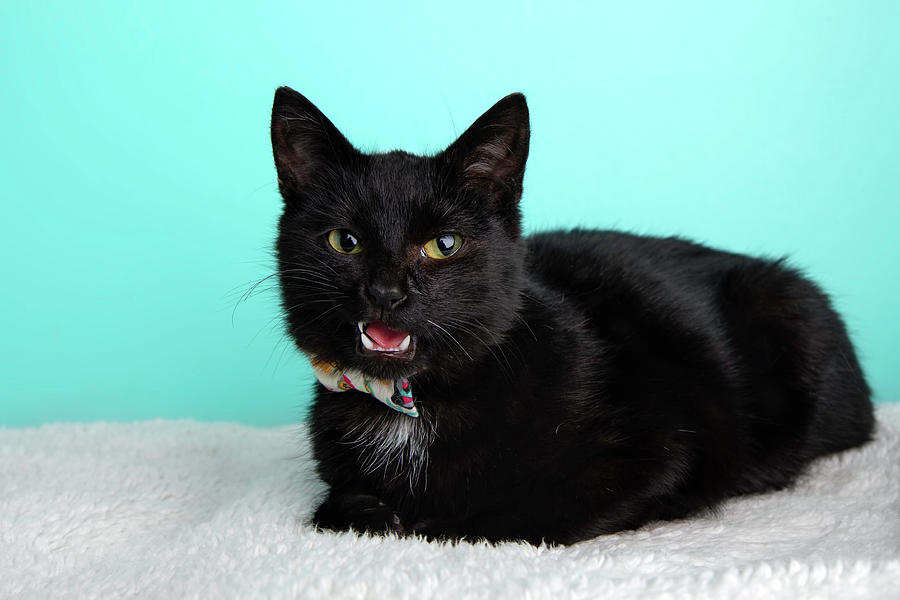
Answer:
[365, 321, 409, 349]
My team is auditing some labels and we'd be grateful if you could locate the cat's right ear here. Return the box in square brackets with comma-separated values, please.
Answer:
[270, 87, 356, 199]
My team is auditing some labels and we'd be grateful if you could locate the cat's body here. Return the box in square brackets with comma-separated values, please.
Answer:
[270, 88, 874, 545]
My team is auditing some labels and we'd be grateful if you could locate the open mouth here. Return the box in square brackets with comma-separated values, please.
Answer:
[357, 320, 416, 359]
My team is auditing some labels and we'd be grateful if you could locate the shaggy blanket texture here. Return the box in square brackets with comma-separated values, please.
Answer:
[2, 404, 899, 599]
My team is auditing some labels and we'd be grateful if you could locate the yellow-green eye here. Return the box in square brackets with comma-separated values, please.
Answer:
[421, 234, 463, 259]
[327, 229, 362, 255]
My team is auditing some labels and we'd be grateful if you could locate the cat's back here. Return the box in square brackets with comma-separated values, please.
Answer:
[525, 229, 748, 295]
[524, 229, 751, 355]
[523, 228, 873, 465]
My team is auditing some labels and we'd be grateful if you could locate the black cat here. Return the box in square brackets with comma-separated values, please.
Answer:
[269, 87, 874, 545]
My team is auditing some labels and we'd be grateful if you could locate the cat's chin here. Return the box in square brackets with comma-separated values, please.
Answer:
[352, 354, 423, 382]
[355, 336, 417, 362]
[353, 341, 421, 381]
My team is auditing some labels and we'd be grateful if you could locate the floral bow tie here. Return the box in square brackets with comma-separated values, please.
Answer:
[308, 357, 418, 418]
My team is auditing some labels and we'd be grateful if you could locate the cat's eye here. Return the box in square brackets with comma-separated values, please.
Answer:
[421, 234, 463, 259]
[327, 229, 362, 255]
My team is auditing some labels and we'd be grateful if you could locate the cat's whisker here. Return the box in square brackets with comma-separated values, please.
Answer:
[230, 273, 283, 326]
[439, 316, 519, 383]
[278, 271, 338, 285]
[229, 267, 341, 326]
[271, 330, 297, 374]
[248, 312, 290, 349]
[277, 266, 334, 276]
[288, 297, 343, 305]
[468, 315, 528, 376]
[262, 330, 294, 375]
[425, 319, 473, 362]
[299, 302, 349, 328]
[512, 311, 539, 342]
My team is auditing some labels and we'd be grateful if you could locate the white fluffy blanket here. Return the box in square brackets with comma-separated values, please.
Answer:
[3, 405, 899, 599]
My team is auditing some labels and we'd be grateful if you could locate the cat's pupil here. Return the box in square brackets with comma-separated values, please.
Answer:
[340, 231, 358, 253]
[437, 235, 455, 255]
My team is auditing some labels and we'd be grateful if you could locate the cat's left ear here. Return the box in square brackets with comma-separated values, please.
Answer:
[444, 93, 530, 202]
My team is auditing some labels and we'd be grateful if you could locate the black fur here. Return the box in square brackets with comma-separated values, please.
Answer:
[270, 87, 874, 545]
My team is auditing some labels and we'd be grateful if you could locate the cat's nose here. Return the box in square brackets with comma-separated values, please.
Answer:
[366, 282, 407, 312]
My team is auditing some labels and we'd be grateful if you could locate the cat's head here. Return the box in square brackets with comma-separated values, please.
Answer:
[271, 87, 530, 381]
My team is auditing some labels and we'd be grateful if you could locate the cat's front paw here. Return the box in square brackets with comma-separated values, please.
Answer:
[312, 492, 405, 536]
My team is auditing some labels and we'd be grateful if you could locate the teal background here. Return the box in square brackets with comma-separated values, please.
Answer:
[2, 2, 898, 426]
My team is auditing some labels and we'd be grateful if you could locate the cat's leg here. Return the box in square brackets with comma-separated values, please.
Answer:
[409, 507, 559, 545]
[312, 490, 406, 536]
[719, 261, 874, 458]
[407, 514, 529, 545]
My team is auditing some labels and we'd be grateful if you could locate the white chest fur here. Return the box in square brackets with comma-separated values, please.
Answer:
[339, 411, 435, 491]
